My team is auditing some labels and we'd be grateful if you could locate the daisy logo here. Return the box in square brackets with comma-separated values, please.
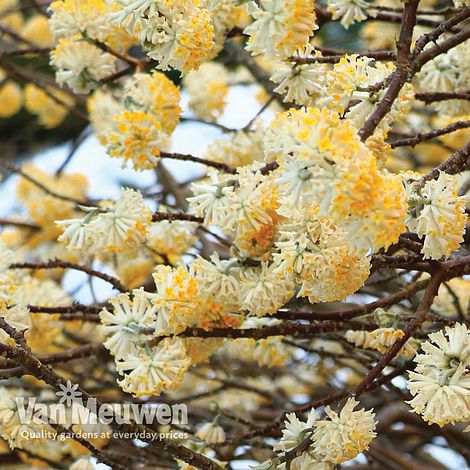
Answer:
[56, 380, 82, 406]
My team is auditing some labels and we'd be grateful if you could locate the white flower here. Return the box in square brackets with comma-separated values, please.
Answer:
[239, 262, 295, 317]
[148, 265, 199, 336]
[48, 0, 109, 41]
[100, 289, 158, 359]
[109, 0, 214, 73]
[188, 171, 234, 225]
[407, 323, 470, 426]
[244, 0, 317, 59]
[196, 422, 226, 443]
[407, 363, 470, 426]
[273, 207, 370, 303]
[116, 337, 190, 397]
[101, 109, 170, 171]
[271, 51, 327, 106]
[183, 62, 229, 122]
[56, 209, 99, 251]
[205, 121, 265, 168]
[327, 0, 370, 29]
[417, 323, 470, 370]
[312, 397, 376, 463]
[91, 188, 152, 253]
[50, 37, 116, 94]
[0, 304, 31, 344]
[406, 172, 467, 260]
[192, 254, 241, 308]
[274, 408, 317, 452]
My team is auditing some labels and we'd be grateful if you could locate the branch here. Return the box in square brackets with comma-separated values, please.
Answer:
[416, 140, 470, 188]
[9, 259, 128, 292]
[358, 0, 420, 141]
[390, 120, 470, 148]
[152, 211, 204, 223]
[412, 8, 470, 58]
[148, 320, 377, 347]
[159, 151, 237, 174]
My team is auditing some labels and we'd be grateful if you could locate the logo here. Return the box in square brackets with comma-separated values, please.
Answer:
[56, 381, 82, 406]
[13, 383, 188, 428]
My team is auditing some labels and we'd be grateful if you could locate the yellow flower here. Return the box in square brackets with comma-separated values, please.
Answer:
[22, 15, 53, 47]
[102, 110, 170, 171]
[24, 84, 73, 128]
[0, 74, 22, 118]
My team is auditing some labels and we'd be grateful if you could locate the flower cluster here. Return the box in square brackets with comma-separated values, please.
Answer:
[95, 71, 181, 170]
[403, 172, 467, 260]
[244, 0, 317, 59]
[266, 398, 376, 468]
[183, 62, 229, 122]
[109, 0, 215, 73]
[57, 188, 152, 253]
[326, 54, 415, 131]
[265, 107, 407, 253]
[407, 323, 470, 427]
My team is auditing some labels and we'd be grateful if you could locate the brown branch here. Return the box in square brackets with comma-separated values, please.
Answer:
[276, 278, 430, 321]
[159, 151, 236, 174]
[390, 120, 470, 148]
[416, 140, 470, 188]
[411, 27, 470, 75]
[415, 90, 470, 103]
[1, 46, 52, 57]
[350, 270, 445, 399]
[9, 259, 128, 292]
[148, 320, 377, 347]
[412, 9, 470, 58]
[359, 0, 420, 141]
[0, 218, 39, 230]
[152, 211, 204, 224]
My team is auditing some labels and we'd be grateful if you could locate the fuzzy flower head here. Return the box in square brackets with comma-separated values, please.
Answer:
[273, 205, 370, 303]
[99, 289, 158, 359]
[149, 265, 200, 336]
[59, 188, 154, 254]
[345, 327, 419, 358]
[24, 84, 73, 129]
[312, 397, 376, 464]
[270, 46, 327, 107]
[404, 172, 467, 260]
[196, 422, 226, 444]
[327, 0, 370, 29]
[48, 0, 109, 41]
[238, 261, 295, 317]
[407, 324, 470, 426]
[205, 121, 265, 168]
[244, 0, 318, 59]
[274, 408, 318, 453]
[266, 107, 407, 253]
[188, 170, 235, 226]
[0, 70, 23, 118]
[183, 62, 229, 122]
[327, 55, 414, 131]
[50, 37, 116, 94]
[101, 110, 170, 171]
[109, 0, 215, 73]
[191, 253, 242, 310]
[123, 71, 182, 134]
[116, 337, 190, 397]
